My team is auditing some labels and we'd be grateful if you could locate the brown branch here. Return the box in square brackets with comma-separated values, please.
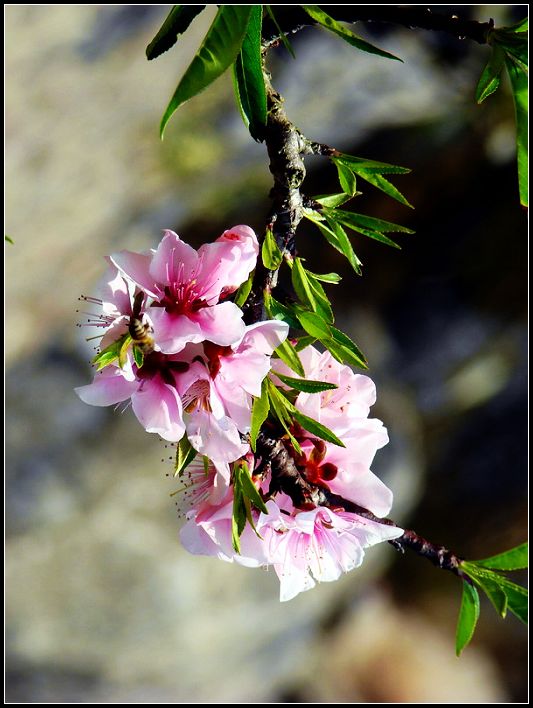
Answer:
[262, 6, 494, 46]
[257, 432, 464, 578]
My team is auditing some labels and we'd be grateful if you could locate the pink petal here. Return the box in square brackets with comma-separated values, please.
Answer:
[131, 378, 185, 441]
[192, 301, 245, 346]
[213, 378, 252, 431]
[219, 350, 270, 397]
[149, 230, 199, 286]
[237, 320, 289, 355]
[110, 250, 159, 297]
[100, 260, 133, 315]
[149, 308, 204, 354]
[180, 516, 232, 561]
[329, 463, 394, 518]
[186, 409, 248, 463]
[75, 368, 137, 406]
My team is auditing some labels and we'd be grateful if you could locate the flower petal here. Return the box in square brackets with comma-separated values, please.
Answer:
[191, 301, 245, 346]
[186, 409, 248, 463]
[131, 377, 185, 441]
[149, 230, 199, 286]
[75, 368, 136, 406]
[329, 462, 394, 518]
[149, 308, 204, 354]
[110, 250, 159, 297]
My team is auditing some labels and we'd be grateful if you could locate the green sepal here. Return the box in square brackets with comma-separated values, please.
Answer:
[174, 436, 197, 477]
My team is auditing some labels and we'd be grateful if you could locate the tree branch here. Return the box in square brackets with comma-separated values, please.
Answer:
[262, 6, 493, 46]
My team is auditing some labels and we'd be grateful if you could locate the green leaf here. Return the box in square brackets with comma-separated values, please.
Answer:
[302, 6, 402, 62]
[118, 335, 132, 369]
[274, 339, 305, 377]
[314, 193, 353, 208]
[304, 209, 362, 275]
[356, 169, 414, 208]
[146, 5, 206, 60]
[472, 542, 528, 571]
[291, 257, 317, 311]
[296, 309, 332, 340]
[233, 269, 254, 307]
[462, 562, 528, 625]
[92, 333, 129, 370]
[274, 371, 338, 393]
[5, 235, 14, 244]
[305, 271, 334, 323]
[250, 378, 270, 452]
[333, 158, 357, 196]
[335, 154, 411, 175]
[132, 345, 144, 369]
[320, 325, 368, 370]
[231, 486, 246, 553]
[306, 271, 342, 284]
[160, 6, 253, 137]
[292, 410, 345, 447]
[233, 6, 267, 141]
[456, 581, 480, 656]
[507, 17, 527, 33]
[332, 210, 415, 234]
[268, 296, 301, 329]
[266, 380, 302, 454]
[174, 436, 197, 477]
[505, 57, 528, 207]
[265, 5, 296, 58]
[476, 45, 505, 103]
[262, 225, 283, 270]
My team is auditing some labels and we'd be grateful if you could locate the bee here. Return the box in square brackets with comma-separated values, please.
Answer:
[129, 291, 155, 355]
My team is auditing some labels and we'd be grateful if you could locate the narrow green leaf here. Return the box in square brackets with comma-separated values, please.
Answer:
[356, 169, 414, 208]
[350, 226, 402, 249]
[233, 6, 267, 141]
[507, 17, 527, 33]
[306, 271, 342, 284]
[238, 460, 268, 514]
[132, 345, 144, 369]
[233, 269, 254, 307]
[296, 309, 332, 340]
[302, 6, 402, 62]
[266, 380, 302, 454]
[274, 339, 305, 377]
[92, 333, 129, 370]
[333, 158, 357, 196]
[118, 334, 132, 369]
[314, 193, 353, 208]
[456, 581, 480, 656]
[336, 154, 411, 175]
[268, 296, 300, 329]
[262, 226, 283, 270]
[330, 325, 367, 365]
[5, 235, 14, 244]
[231, 483, 245, 553]
[292, 257, 317, 311]
[463, 563, 528, 625]
[146, 5, 206, 60]
[305, 271, 334, 323]
[292, 410, 345, 447]
[309, 211, 362, 275]
[505, 57, 528, 206]
[472, 542, 528, 571]
[476, 45, 505, 103]
[175, 436, 197, 477]
[265, 5, 296, 58]
[274, 371, 338, 393]
[160, 6, 253, 137]
[333, 210, 415, 234]
[250, 378, 270, 451]
[319, 325, 368, 370]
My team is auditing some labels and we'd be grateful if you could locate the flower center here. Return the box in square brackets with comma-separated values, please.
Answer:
[136, 352, 189, 385]
[182, 379, 211, 413]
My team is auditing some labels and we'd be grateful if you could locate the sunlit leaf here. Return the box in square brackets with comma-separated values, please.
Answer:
[146, 5, 206, 60]
[274, 371, 337, 393]
[292, 410, 345, 447]
[332, 210, 414, 234]
[476, 45, 505, 103]
[274, 339, 305, 377]
[302, 6, 402, 62]
[305, 271, 334, 323]
[456, 581, 480, 656]
[291, 257, 317, 311]
[294, 335, 316, 352]
[356, 169, 413, 208]
[233, 269, 254, 307]
[296, 309, 332, 340]
[160, 6, 253, 137]
[262, 225, 283, 269]
[132, 345, 144, 369]
[314, 193, 353, 208]
[335, 154, 411, 175]
[333, 158, 357, 196]
[174, 436, 197, 477]
[233, 6, 267, 141]
[306, 270, 342, 284]
[250, 378, 270, 451]
[505, 57, 528, 207]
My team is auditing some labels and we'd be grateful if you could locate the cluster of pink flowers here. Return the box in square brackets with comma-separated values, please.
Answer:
[76, 226, 401, 600]
[76, 226, 288, 462]
[179, 345, 402, 601]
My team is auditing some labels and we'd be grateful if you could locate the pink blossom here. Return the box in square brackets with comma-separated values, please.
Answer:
[75, 353, 186, 442]
[256, 500, 403, 601]
[110, 227, 259, 354]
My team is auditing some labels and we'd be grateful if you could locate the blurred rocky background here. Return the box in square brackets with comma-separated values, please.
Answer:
[6, 5, 527, 703]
